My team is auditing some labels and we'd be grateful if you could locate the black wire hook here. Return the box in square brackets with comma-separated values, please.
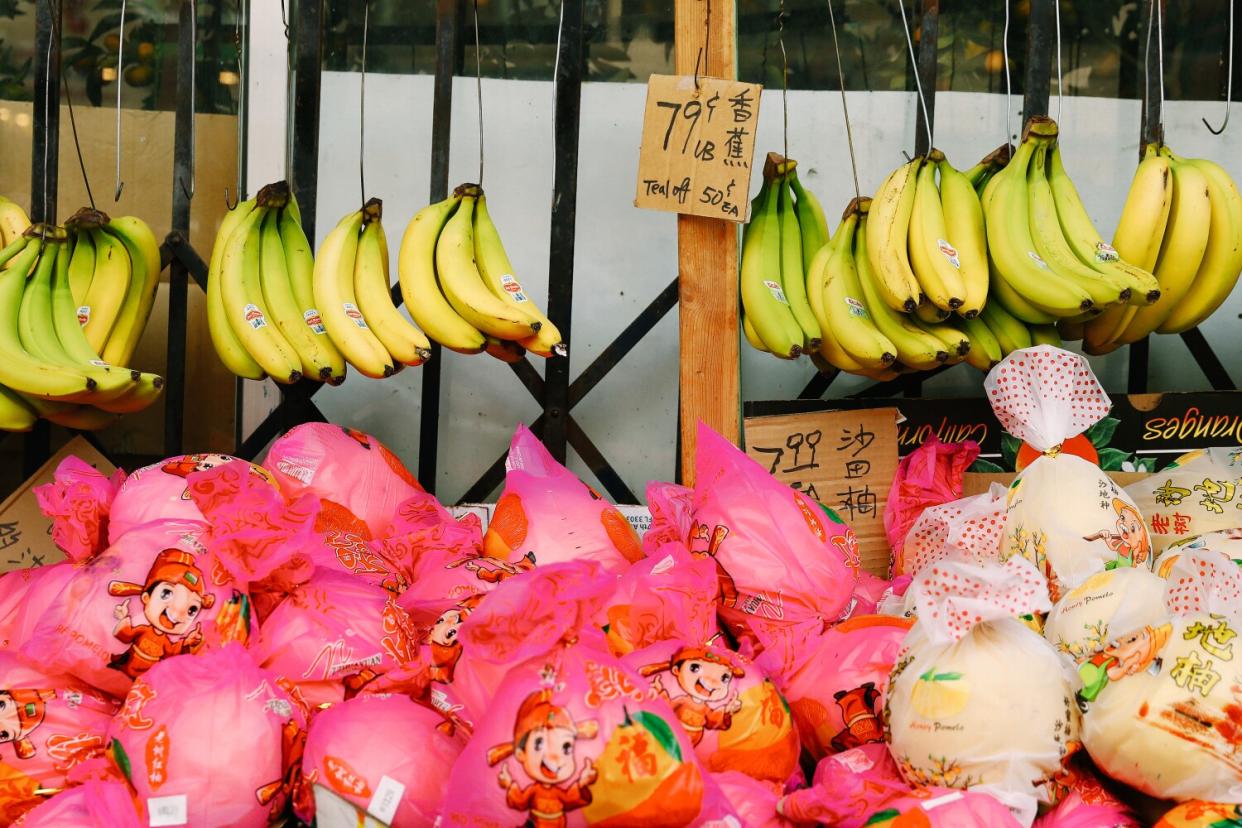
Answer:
[224, 186, 239, 211]
[1203, 0, 1233, 135]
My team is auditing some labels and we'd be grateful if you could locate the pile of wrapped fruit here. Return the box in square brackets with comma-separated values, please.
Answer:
[0, 345, 1239, 827]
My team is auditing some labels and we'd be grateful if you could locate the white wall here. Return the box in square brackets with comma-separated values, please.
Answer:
[290, 73, 1242, 503]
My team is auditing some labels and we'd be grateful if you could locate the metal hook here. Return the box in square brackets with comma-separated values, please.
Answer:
[694, 0, 711, 91]
[278, 0, 291, 41]
[177, 0, 197, 203]
[826, 0, 860, 199]
[1204, 0, 1233, 134]
[114, 0, 127, 202]
[225, 0, 245, 209]
[897, 0, 932, 154]
[359, 0, 370, 204]
[224, 186, 239, 211]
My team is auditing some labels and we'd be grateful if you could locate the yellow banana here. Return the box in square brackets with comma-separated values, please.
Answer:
[789, 168, 830, 272]
[740, 177, 803, 358]
[100, 216, 162, 367]
[259, 208, 346, 382]
[436, 193, 538, 341]
[865, 158, 923, 312]
[80, 229, 131, 353]
[822, 201, 897, 370]
[1157, 154, 1242, 333]
[937, 157, 988, 318]
[742, 315, 768, 353]
[913, 300, 950, 324]
[1112, 143, 1173, 271]
[355, 215, 431, 366]
[908, 151, 966, 312]
[472, 194, 564, 357]
[1115, 158, 1212, 344]
[777, 174, 821, 346]
[0, 198, 29, 246]
[980, 298, 1034, 356]
[222, 206, 303, 383]
[313, 208, 394, 378]
[67, 230, 95, 307]
[207, 199, 266, 380]
[0, 385, 36, 431]
[397, 196, 487, 354]
[953, 315, 1002, 371]
[274, 206, 346, 384]
[484, 336, 527, 364]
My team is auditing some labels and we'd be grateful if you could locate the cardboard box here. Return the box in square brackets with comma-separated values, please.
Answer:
[0, 436, 115, 574]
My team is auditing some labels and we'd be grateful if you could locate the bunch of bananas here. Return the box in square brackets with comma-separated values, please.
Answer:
[0, 210, 165, 432]
[398, 184, 563, 361]
[0, 195, 31, 247]
[739, 154, 829, 359]
[981, 116, 1161, 344]
[1082, 143, 1242, 353]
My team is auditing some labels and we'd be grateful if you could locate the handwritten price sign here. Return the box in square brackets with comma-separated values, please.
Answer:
[635, 74, 762, 221]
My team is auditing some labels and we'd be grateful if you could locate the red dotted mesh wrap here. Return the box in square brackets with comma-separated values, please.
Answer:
[899, 486, 1008, 577]
[983, 346, 1112, 453]
[908, 556, 1052, 645]
[1163, 548, 1242, 619]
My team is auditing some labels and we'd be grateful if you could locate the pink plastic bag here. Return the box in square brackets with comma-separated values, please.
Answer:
[0, 655, 119, 825]
[106, 646, 308, 828]
[12, 781, 140, 828]
[762, 613, 912, 760]
[108, 455, 273, 543]
[778, 743, 1024, 828]
[298, 694, 465, 826]
[643, 482, 694, 556]
[691, 423, 859, 665]
[600, 545, 719, 657]
[623, 639, 800, 784]
[262, 424, 423, 539]
[883, 436, 980, 561]
[711, 772, 791, 828]
[34, 457, 127, 563]
[440, 635, 737, 826]
[21, 521, 256, 699]
[0, 565, 76, 652]
[482, 425, 645, 574]
[254, 570, 419, 706]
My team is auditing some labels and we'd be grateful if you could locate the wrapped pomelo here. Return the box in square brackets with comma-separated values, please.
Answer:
[106, 646, 308, 828]
[33, 456, 126, 563]
[1156, 530, 1242, 579]
[1081, 608, 1242, 801]
[760, 614, 911, 760]
[297, 694, 465, 826]
[13, 780, 141, 828]
[1043, 567, 1168, 675]
[884, 557, 1079, 803]
[1126, 448, 1242, 559]
[690, 423, 859, 671]
[886, 435, 981, 565]
[0, 654, 118, 824]
[482, 425, 644, 575]
[711, 771, 789, 827]
[600, 547, 718, 658]
[262, 423, 423, 539]
[20, 521, 256, 699]
[986, 347, 1153, 601]
[624, 640, 800, 784]
[0, 564, 76, 651]
[900, 483, 1008, 578]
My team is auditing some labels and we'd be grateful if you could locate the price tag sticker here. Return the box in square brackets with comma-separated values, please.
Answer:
[367, 774, 406, 824]
[635, 74, 762, 221]
[148, 794, 188, 826]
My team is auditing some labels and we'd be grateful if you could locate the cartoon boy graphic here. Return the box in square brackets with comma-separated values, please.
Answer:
[161, 453, 235, 479]
[640, 645, 743, 746]
[689, 522, 739, 608]
[830, 682, 883, 752]
[1084, 499, 1152, 569]
[0, 689, 55, 759]
[486, 689, 598, 828]
[1077, 622, 1172, 705]
[107, 549, 215, 679]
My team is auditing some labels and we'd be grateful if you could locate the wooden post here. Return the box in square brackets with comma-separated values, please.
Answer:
[676, 0, 739, 485]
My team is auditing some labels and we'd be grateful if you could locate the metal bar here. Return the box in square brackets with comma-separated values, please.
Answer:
[507, 359, 546, 404]
[457, 414, 546, 503]
[418, 0, 462, 493]
[164, 0, 197, 457]
[1180, 328, 1236, 391]
[851, 364, 950, 397]
[1139, 0, 1164, 147]
[567, 277, 679, 408]
[913, 0, 939, 157]
[25, 0, 60, 475]
[542, 0, 585, 462]
[1022, 0, 1054, 120]
[798, 369, 837, 399]
[566, 415, 637, 503]
[290, 0, 324, 238]
[1127, 338, 1150, 394]
[166, 233, 209, 291]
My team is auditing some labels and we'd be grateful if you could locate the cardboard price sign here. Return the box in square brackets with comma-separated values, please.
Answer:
[744, 408, 900, 578]
[634, 74, 761, 221]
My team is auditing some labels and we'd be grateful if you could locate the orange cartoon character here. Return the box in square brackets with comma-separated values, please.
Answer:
[1084, 499, 1152, 570]
[1077, 622, 1172, 705]
[689, 522, 738, 608]
[829, 682, 883, 752]
[487, 689, 599, 828]
[161, 453, 235, 479]
[457, 551, 537, 584]
[0, 689, 55, 759]
[107, 549, 216, 679]
[640, 646, 743, 746]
